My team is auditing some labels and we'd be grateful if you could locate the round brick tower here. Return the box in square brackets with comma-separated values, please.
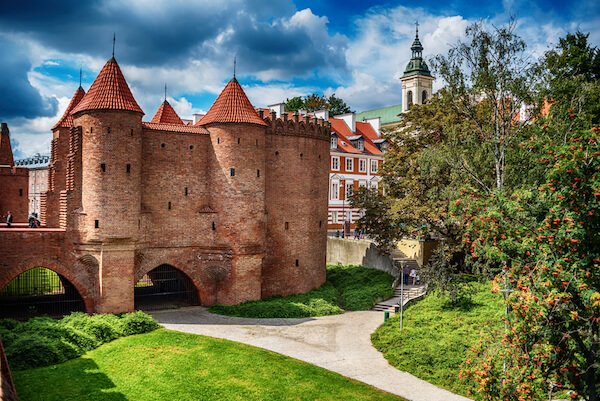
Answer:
[71, 57, 144, 243]
[199, 77, 268, 303]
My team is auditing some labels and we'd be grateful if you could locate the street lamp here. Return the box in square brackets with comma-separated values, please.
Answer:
[500, 262, 513, 372]
[399, 261, 405, 331]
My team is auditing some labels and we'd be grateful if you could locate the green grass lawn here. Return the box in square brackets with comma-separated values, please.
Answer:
[371, 281, 504, 397]
[209, 264, 394, 318]
[14, 329, 405, 401]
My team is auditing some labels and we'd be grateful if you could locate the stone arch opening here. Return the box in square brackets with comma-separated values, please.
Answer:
[134, 264, 199, 310]
[0, 267, 86, 319]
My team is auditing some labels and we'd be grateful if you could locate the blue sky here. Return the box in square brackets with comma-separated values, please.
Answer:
[1, 0, 598, 158]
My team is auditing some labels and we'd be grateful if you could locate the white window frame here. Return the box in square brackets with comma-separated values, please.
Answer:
[345, 181, 354, 199]
[330, 136, 337, 149]
[358, 180, 367, 189]
[330, 181, 339, 200]
[358, 159, 367, 173]
[332, 211, 338, 224]
[345, 157, 353, 172]
[331, 156, 340, 171]
[355, 139, 364, 151]
[371, 159, 378, 173]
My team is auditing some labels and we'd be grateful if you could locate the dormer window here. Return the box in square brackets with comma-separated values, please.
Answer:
[354, 139, 364, 151]
[330, 135, 337, 149]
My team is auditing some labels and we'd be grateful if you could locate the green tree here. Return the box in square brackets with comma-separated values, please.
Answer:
[327, 93, 352, 116]
[303, 93, 328, 112]
[284, 96, 305, 112]
[432, 19, 537, 190]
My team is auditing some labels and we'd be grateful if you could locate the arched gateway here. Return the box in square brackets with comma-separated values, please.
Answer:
[134, 264, 199, 310]
[0, 267, 86, 319]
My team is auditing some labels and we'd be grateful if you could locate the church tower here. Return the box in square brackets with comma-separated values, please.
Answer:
[401, 23, 434, 112]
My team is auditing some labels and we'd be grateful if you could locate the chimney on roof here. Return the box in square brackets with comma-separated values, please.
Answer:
[336, 112, 356, 133]
[312, 109, 329, 121]
[193, 113, 205, 125]
[267, 103, 285, 119]
[364, 117, 381, 136]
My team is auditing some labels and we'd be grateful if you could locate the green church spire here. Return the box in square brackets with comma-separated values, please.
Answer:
[402, 21, 432, 78]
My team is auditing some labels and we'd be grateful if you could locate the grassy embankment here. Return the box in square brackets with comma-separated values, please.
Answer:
[209, 264, 395, 318]
[371, 281, 504, 397]
[14, 329, 406, 401]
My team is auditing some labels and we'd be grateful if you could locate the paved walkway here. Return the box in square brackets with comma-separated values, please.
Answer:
[152, 294, 471, 401]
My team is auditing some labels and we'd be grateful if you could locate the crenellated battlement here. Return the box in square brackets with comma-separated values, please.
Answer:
[260, 110, 331, 141]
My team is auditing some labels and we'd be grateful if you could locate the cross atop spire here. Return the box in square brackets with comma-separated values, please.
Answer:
[233, 56, 237, 79]
[112, 33, 116, 58]
[164, 83, 167, 102]
[79, 67, 82, 88]
[415, 21, 419, 38]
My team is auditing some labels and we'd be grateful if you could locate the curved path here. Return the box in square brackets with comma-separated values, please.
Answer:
[152, 305, 471, 401]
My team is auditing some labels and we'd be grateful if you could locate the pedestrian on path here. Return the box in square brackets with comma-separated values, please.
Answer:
[5, 211, 13, 227]
[409, 268, 417, 285]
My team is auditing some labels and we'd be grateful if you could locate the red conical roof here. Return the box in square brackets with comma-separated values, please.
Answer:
[150, 100, 184, 125]
[198, 77, 267, 126]
[52, 86, 86, 130]
[71, 57, 143, 115]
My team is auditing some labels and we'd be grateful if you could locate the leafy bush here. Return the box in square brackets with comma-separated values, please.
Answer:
[5, 334, 79, 370]
[120, 311, 160, 335]
[0, 311, 159, 370]
[327, 264, 394, 310]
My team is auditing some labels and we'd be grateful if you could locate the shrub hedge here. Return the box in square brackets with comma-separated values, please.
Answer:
[0, 311, 159, 370]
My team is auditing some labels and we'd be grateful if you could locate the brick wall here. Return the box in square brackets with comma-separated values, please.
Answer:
[0, 167, 28, 223]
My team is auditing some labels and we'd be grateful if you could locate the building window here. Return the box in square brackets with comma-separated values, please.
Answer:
[300, 153, 303, 159]
[345, 158, 353, 172]
[131, 129, 134, 136]
[295, 259, 299, 267]
[371, 160, 378, 173]
[230, 168, 235, 176]
[257, 169, 260, 178]
[330, 181, 339, 200]
[106, 127, 111, 134]
[407, 90, 413, 110]
[359, 180, 367, 188]
[189, 145, 194, 150]
[212, 222, 216, 231]
[330, 136, 337, 149]
[422, 90, 427, 104]
[331, 156, 340, 171]
[185, 187, 188, 196]
[217, 137, 220, 144]
[371, 181, 379, 191]
[126, 164, 131, 174]
[237, 138, 240, 144]
[355, 139, 364, 151]
[100, 163, 106, 172]
[359, 159, 367, 172]
[19, 188, 23, 197]
[345, 181, 354, 199]
[319, 220, 322, 228]
[332, 212, 338, 224]
[94, 220, 99, 228]
[285, 222, 289, 230]
[161, 143, 165, 148]
[168, 201, 172, 210]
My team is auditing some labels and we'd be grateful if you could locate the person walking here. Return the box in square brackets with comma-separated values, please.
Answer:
[409, 268, 417, 285]
[28, 212, 36, 228]
[6, 211, 13, 227]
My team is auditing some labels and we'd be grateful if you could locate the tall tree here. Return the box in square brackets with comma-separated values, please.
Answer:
[327, 93, 351, 116]
[432, 20, 537, 190]
[284, 96, 304, 112]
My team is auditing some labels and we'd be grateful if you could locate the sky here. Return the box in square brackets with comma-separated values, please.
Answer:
[1, 0, 599, 159]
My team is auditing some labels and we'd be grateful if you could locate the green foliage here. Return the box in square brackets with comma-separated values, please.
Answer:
[420, 244, 474, 305]
[1, 311, 160, 370]
[119, 311, 160, 336]
[210, 264, 394, 318]
[14, 330, 405, 401]
[371, 281, 503, 397]
[284, 93, 352, 115]
[350, 187, 405, 253]
[6, 334, 79, 370]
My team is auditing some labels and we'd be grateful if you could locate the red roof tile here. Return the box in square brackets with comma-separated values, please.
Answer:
[329, 118, 361, 154]
[150, 100, 184, 125]
[198, 78, 267, 127]
[52, 86, 86, 130]
[142, 122, 209, 134]
[355, 121, 383, 155]
[71, 57, 143, 115]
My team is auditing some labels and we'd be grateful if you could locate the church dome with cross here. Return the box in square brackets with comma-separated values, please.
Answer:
[400, 23, 435, 112]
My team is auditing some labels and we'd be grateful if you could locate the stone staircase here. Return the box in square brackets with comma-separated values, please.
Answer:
[372, 284, 426, 312]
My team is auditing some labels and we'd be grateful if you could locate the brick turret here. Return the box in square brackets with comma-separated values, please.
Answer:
[200, 77, 268, 303]
[71, 57, 144, 313]
[43, 86, 86, 227]
[0, 123, 28, 222]
[0, 123, 15, 167]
